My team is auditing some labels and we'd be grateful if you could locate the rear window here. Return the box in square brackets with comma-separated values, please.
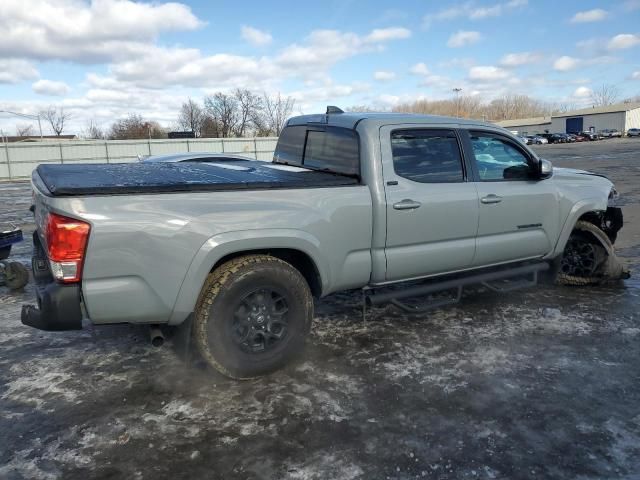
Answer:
[274, 125, 359, 177]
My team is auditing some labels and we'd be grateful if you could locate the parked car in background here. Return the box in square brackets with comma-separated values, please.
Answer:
[539, 133, 559, 144]
[627, 128, 640, 137]
[548, 133, 566, 144]
[516, 135, 531, 145]
[577, 131, 599, 141]
[568, 133, 586, 142]
[562, 133, 576, 143]
[600, 129, 622, 138]
[527, 135, 548, 145]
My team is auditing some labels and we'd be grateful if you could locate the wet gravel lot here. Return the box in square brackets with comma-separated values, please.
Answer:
[1, 139, 639, 479]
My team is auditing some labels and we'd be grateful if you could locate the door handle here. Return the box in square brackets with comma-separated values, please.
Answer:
[481, 194, 502, 204]
[393, 199, 422, 210]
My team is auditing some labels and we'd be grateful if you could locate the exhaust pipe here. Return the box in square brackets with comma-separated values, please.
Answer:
[149, 326, 164, 347]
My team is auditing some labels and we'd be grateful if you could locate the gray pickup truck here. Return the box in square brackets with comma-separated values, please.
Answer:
[22, 109, 625, 378]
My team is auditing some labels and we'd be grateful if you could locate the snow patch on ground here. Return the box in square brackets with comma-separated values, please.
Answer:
[285, 453, 363, 480]
[0, 427, 95, 480]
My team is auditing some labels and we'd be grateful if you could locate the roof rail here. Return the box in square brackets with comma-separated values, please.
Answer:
[326, 106, 344, 114]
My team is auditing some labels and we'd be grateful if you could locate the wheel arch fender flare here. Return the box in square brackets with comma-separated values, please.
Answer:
[550, 196, 608, 258]
[168, 229, 329, 325]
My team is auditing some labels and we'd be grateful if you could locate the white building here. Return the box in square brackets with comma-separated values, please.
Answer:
[495, 116, 551, 136]
[496, 102, 640, 135]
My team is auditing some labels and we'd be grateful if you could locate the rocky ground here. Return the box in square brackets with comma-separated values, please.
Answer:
[1, 138, 639, 479]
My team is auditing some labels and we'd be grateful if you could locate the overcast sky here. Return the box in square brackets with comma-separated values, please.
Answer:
[1, 0, 639, 135]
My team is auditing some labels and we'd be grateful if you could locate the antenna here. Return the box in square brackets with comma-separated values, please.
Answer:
[326, 106, 344, 114]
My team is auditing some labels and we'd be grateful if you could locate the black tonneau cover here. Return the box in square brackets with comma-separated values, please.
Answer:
[35, 160, 359, 197]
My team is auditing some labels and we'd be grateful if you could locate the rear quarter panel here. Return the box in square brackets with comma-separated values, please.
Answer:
[37, 183, 373, 325]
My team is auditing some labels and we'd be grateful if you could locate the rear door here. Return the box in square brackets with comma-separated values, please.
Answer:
[463, 129, 560, 266]
[381, 126, 479, 282]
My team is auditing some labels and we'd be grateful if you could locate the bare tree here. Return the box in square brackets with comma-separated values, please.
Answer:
[260, 92, 295, 136]
[108, 114, 166, 140]
[203, 93, 239, 138]
[233, 89, 262, 137]
[590, 84, 619, 107]
[15, 124, 34, 136]
[393, 94, 552, 121]
[200, 114, 222, 138]
[177, 98, 204, 137]
[41, 106, 71, 136]
[623, 94, 640, 104]
[82, 119, 104, 139]
[553, 103, 577, 114]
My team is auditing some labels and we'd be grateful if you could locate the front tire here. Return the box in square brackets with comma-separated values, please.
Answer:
[193, 255, 313, 379]
[556, 220, 626, 286]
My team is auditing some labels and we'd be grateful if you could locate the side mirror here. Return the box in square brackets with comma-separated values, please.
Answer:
[539, 159, 553, 179]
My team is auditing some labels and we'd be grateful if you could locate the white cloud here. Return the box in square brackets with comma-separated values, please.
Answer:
[607, 34, 640, 49]
[409, 63, 430, 75]
[364, 27, 411, 42]
[110, 47, 274, 89]
[241, 26, 273, 47]
[373, 71, 396, 81]
[499, 52, 542, 67]
[437, 57, 476, 69]
[0, 0, 204, 63]
[276, 28, 410, 76]
[0, 59, 39, 84]
[79, 25, 412, 94]
[554, 56, 581, 71]
[286, 81, 371, 108]
[632, 71, 640, 80]
[423, 0, 527, 27]
[570, 9, 608, 23]
[32, 79, 70, 96]
[420, 75, 453, 89]
[376, 94, 401, 107]
[469, 66, 510, 81]
[572, 86, 593, 98]
[470, 5, 503, 19]
[447, 31, 482, 48]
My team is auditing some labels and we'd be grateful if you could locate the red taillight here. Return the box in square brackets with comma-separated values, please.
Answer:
[45, 212, 90, 283]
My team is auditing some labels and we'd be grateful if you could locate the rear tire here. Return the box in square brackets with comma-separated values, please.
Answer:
[193, 255, 313, 379]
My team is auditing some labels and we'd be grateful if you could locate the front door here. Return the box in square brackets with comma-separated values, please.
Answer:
[381, 126, 479, 282]
[465, 129, 560, 266]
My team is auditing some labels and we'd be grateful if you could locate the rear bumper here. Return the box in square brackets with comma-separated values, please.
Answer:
[21, 231, 83, 331]
[21, 282, 83, 331]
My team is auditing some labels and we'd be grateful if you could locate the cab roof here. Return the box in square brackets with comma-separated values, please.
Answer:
[286, 111, 501, 132]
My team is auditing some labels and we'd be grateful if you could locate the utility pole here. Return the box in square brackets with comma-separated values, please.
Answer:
[0, 110, 44, 138]
[452, 88, 462, 118]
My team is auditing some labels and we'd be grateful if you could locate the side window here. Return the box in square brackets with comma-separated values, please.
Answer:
[390, 129, 464, 183]
[303, 127, 359, 176]
[469, 131, 532, 181]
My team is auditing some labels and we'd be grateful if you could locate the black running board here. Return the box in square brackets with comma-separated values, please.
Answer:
[365, 262, 549, 314]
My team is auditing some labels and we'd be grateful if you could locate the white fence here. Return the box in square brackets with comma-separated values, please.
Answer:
[0, 137, 279, 180]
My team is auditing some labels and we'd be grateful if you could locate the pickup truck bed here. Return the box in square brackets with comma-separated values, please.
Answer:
[36, 160, 358, 196]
